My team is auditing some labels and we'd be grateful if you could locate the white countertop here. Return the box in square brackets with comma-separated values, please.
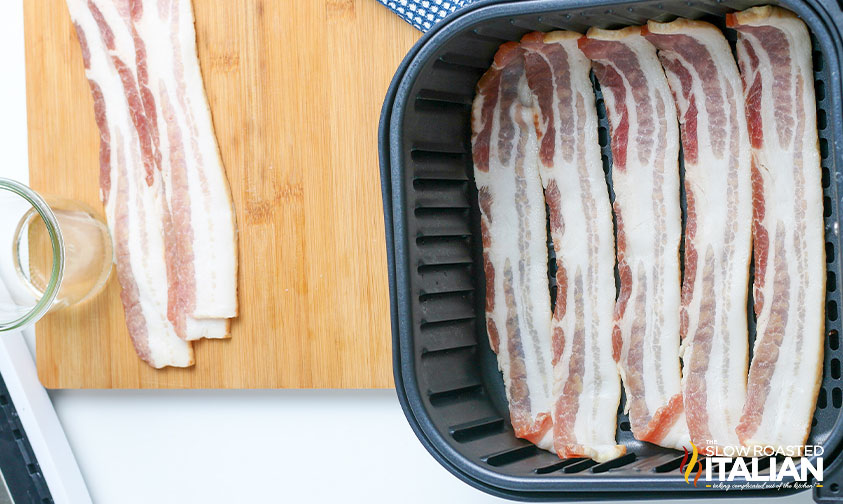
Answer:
[0, 2, 815, 502]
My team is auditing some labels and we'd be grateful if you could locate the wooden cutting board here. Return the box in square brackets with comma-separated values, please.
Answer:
[23, 0, 420, 388]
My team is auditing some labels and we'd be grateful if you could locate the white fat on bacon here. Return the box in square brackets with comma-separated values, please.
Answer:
[521, 31, 624, 462]
[644, 19, 752, 455]
[729, 6, 825, 452]
[579, 27, 689, 451]
[472, 42, 554, 451]
[133, 0, 238, 340]
[67, 0, 193, 368]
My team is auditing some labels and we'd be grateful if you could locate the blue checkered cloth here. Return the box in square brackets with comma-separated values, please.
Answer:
[377, 0, 475, 32]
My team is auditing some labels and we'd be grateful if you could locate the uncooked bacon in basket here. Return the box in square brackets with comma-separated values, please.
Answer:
[471, 4, 824, 460]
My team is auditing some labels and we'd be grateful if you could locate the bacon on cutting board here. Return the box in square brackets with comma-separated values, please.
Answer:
[521, 31, 624, 462]
[728, 6, 825, 452]
[131, 0, 238, 340]
[644, 19, 752, 455]
[67, 0, 193, 368]
[67, 0, 238, 366]
[579, 27, 689, 451]
[472, 42, 554, 451]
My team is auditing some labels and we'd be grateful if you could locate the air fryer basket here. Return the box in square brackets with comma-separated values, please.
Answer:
[380, 0, 843, 500]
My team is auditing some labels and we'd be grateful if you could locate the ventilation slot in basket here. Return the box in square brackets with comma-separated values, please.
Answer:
[419, 291, 475, 323]
[591, 453, 637, 473]
[428, 384, 484, 407]
[416, 236, 473, 266]
[483, 445, 539, 467]
[653, 455, 686, 473]
[561, 459, 599, 473]
[416, 89, 474, 106]
[413, 179, 469, 209]
[418, 263, 473, 296]
[450, 417, 506, 443]
[436, 53, 491, 71]
[534, 458, 586, 474]
[420, 318, 477, 354]
[414, 208, 471, 237]
[415, 91, 473, 113]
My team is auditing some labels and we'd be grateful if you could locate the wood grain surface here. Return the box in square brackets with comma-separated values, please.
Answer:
[24, 0, 420, 388]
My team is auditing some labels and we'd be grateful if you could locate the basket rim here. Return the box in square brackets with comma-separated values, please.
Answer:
[380, 0, 843, 498]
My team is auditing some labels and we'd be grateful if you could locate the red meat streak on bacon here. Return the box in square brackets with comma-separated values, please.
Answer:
[546, 180, 567, 366]
[495, 44, 524, 169]
[478, 188, 498, 353]
[625, 265, 651, 436]
[681, 187, 698, 338]
[578, 36, 656, 167]
[160, 0, 205, 339]
[733, 35, 770, 315]
[471, 68, 500, 173]
[587, 62, 630, 170]
[521, 33, 557, 168]
[127, 2, 162, 172]
[654, 57, 699, 165]
[112, 57, 155, 184]
[88, 0, 156, 186]
[73, 23, 112, 201]
[683, 247, 716, 447]
[554, 272, 586, 455]
[751, 159, 769, 315]
[727, 19, 795, 149]
[160, 88, 198, 339]
[612, 204, 631, 363]
[113, 132, 152, 362]
[166, 0, 213, 207]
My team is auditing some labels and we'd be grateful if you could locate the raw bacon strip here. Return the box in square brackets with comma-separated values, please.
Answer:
[644, 19, 752, 455]
[472, 42, 554, 451]
[67, 0, 193, 368]
[70, 0, 237, 347]
[728, 6, 825, 451]
[521, 31, 624, 462]
[579, 28, 689, 451]
[132, 0, 238, 340]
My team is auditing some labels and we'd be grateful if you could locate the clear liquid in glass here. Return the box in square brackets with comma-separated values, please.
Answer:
[15, 197, 112, 309]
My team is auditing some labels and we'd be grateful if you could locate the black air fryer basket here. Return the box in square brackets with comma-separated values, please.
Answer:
[379, 0, 843, 500]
